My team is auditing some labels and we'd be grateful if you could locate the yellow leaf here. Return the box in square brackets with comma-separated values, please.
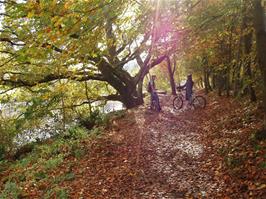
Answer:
[50, 35, 57, 42]
[27, 11, 34, 18]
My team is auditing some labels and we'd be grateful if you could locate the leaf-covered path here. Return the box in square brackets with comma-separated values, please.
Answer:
[134, 105, 224, 198]
[57, 94, 224, 198]
[21, 94, 265, 198]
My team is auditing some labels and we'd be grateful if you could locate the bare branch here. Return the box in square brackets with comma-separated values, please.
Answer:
[0, 56, 17, 68]
[0, 37, 24, 46]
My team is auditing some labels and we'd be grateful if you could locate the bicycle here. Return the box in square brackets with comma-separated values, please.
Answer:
[173, 88, 206, 110]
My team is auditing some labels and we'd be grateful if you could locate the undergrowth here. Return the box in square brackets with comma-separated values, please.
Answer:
[0, 110, 126, 198]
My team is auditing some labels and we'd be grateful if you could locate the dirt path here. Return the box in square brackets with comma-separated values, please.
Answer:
[58, 94, 265, 198]
[57, 94, 226, 198]
[133, 97, 225, 198]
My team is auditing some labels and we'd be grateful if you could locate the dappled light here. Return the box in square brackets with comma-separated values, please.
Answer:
[0, 0, 266, 198]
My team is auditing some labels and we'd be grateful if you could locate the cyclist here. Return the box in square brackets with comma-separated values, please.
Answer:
[147, 75, 161, 111]
[177, 74, 194, 103]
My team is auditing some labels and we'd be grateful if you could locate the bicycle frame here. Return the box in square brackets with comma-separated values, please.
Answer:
[173, 88, 205, 110]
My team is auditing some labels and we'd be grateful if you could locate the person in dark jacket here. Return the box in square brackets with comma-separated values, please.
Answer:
[147, 75, 156, 93]
[147, 75, 161, 111]
[177, 74, 194, 102]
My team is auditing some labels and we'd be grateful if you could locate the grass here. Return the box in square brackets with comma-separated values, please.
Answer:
[0, 181, 21, 199]
[44, 186, 69, 199]
[0, 123, 105, 197]
[260, 161, 266, 169]
[0, 109, 126, 197]
[53, 172, 75, 184]
[43, 154, 64, 171]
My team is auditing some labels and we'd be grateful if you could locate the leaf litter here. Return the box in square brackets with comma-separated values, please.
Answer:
[1, 93, 265, 198]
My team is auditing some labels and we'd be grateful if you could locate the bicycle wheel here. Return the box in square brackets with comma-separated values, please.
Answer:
[192, 95, 206, 109]
[173, 96, 183, 110]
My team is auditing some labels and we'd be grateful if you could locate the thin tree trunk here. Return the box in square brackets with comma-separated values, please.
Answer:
[233, 63, 242, 97]
[243, 13, 257, 101]
[202, 56, 212, 94]
[217, 73, 224, 96]
[166, 56, 177, 95]
[207, 71, 212, 91]
[226, 66, 230, 97]
[58, 66, 66, 131]
[226, 23, 235, 97]
[203, 67, 209, 94]
[212, 74, 216, 90]
[234, 2, 244, 97]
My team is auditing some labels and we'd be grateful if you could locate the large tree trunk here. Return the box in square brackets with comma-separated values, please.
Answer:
[120, 89, 143, 109]
[102, 55, 177, 109]
[96, 59, 142, 109]
[253, 0, 266, 126]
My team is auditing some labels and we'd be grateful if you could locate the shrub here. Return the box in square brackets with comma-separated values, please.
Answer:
[89, 127, 102, 137]
[0, 119, 17, 160]
[72, 148, 86, 159]
[0, 145, 5, 160]
[0, 160, 10, 173]
[78, 109, 103, 130]
[13, 143, 35, 160]
[44, 155, 64, 171]
[255, 129, 266, 141]
[0, 181, 21, 199]
[260, 161, 266, 169]
[34, 139, 65, 159]
[64, 126, 88, 140]
[34, 171, 47, 181]
[44, 186, 69, 199]
[53, 172, 75, 184]
[77, 109, 126, 131]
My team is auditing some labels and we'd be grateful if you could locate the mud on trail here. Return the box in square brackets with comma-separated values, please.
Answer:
[24, 94, 265, 198]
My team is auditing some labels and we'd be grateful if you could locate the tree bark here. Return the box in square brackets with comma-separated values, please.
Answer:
[166, 56, 177, 95]
[217, 71, 226, 96]
[203, 59, 212, 94]
[202, 56, 209, 94]
[203, 67, 209, 94]
[253, 0, 266, 126]
[243, 13, 257, 101]
[232, 62, 242, 97]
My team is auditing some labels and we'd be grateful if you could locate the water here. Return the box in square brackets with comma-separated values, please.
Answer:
[4, 101, 124, 146]
[103, 101, 124, 113]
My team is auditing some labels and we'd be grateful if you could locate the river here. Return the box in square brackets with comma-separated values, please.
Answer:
[1, 100, 124, 147]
